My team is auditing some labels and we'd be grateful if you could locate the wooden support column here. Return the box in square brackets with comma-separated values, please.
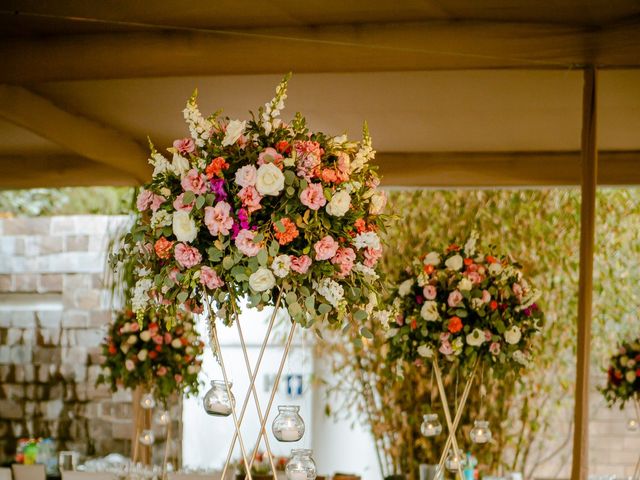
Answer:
[571, 67, 598, 480]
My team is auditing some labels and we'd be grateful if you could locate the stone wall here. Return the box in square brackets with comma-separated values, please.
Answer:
[0, 215, 136, 462]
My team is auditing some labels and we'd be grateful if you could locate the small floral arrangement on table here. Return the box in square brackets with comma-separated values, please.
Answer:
[234, 452, 288, 478]
[117, 74, 386, 329]
[383, 233, 544, 374]
[600, 338, 640, 408]
[97, 309, 204, 402]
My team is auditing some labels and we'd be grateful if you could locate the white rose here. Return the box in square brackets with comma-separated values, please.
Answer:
[489, 262, 503, 275]
[398, 279, 414, 297]
[222, 119, 246, 146]
[235, 165, 257, 188]
[120, 344, 130, 354]
[187, 365, 198, 375]
[466, 328, 485, 347]
[504, 325, 522, 345]
[172, 210, 198, 243]
[249, 267, 276, 292]
[171, 153, 190, 178]
[127, 335, 137, 345]
[445, 254, 463, 271]
[171, 338, 182, 349]
[139, 330, 151, 342]
[458, 278, 473, 291]
[369, 190, 387, 215]
[512, 350, 529, 366]
[137, 349, 148, 361]
[255, 163, 285, 196]
[271, 254, 291, 278]
[326, 190, 351, 217]
[420, 301, 440, 321]
[626, 370, 636, 383]
[417, 345, 434, 358]
[424, 252, 441, 266]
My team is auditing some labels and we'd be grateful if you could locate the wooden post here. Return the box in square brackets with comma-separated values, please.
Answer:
[571, 67, 598, 480]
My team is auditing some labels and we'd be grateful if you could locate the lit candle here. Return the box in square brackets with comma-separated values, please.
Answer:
[288, 471, 307, 480]
[280, 428, 300, 441]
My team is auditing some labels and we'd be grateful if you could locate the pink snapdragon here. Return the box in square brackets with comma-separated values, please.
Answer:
[204, 201, 234, 236]
[299, 183, 327, 210]
[174, 243, 202, 269]
[314, 235, 339, 260]
[235, 229, 261, 257]
[290, 255, 312, 274]
[181, 169, 208, 195]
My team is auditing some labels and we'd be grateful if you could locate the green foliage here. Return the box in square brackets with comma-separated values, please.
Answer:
[319, 188, 640, 478]
[0, 187, 135, 216]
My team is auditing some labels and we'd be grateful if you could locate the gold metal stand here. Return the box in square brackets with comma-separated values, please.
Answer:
[632, 396, 640, 480]
[432, 357, 479, 480]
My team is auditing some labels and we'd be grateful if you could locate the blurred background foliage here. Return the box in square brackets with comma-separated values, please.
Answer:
[0, 187, 135, 216]
[318, 188, 640, 479]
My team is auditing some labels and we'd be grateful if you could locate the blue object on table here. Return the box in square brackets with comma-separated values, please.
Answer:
[286, 374, 303, 397]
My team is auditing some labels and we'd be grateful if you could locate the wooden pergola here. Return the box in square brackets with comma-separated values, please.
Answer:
[1, 1, 640, 478]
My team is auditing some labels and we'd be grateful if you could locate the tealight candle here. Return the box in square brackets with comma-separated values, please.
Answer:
[288, 471, 307, 480]
[280, 427, 300, 441]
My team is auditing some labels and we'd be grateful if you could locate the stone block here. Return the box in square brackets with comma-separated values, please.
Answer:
[75, 216, 110, 235]
[72, 289, 102, 310]
[89, 310, 112, 327]
[0, 274, 13, 292]
[0, 365, 11, 381]
[76, 329, 105, 348]
[50, 217, 76, 235]
[0, 345, 10, 364]
[3, 218, 50, 236]
[73, 364, 87, 383]
[65, 235, 89, 252]
[62, 346, 87, 365]
[36, 365, 50, 383]
[0, 313, 10, 328]
[21, 328, 35, 345]
[63, 273, 92, 291]
[6, 328, 23, 345]
[1, 383, 23, 400]
[14, 274, 38, 292]
[10, 345, 32, 364]
[62, 311, 89, 328]
[87, 347, 103, 365]
[60, 329, 76, 347]
[0, 399, 23, 419]
[38, 274, 63, 293]
[40, 236, 64, 255]
[44, 399, 64, 420]
[11, 311, 36, 328]
[14, 365, 35, 383]
[22, 237, 41, 257]
[39, 328, 61, 346]
[0, 237, 15, 256]
[32, 346, 60, 365]
[37, 310, 63, 328]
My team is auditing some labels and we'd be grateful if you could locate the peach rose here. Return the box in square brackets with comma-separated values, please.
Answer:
[314, 235, 339, 261]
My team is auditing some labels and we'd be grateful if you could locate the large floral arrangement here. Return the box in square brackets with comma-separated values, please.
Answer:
[384, 233, 544, 373]
[97, 309, 204, 402]
[600, 338, 640, 408]
[119, 74, 386, 327]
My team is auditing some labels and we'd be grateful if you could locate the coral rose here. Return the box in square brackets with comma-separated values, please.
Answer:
[154, 237, 174, 259]
[205, 157, 229, 179]
[447, 316, 463, 333]
[273, 218, 299, 245]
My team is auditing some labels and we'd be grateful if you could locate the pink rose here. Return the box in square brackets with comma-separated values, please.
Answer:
[235, 165, 257, 188]
[467, 271, 483, 285]
[152, 335, 164, 345]
[258, 147, 284, 166]
[174, 374, 183, 382]
[290, 255, 312, 274]
[174, 243, 202, 269]
[136, 189, 154, 212]
[149, 194, 165, 212]
[238, 186, 262, 213]
[489, 342, 501, 355]
[423, 285, 437, 300]
[331, 247, 356, 277]
[481, 289, 491, 303]
[173, 193, 195, 212]
[448, 290, 464, 308]
[164, 332, 172, 344]
[363, 247, 382, 268]
[300, 183, 327, 210]
[173, 137, 196, 155]
[314, 235, 339, 261]
[235, 229, 261, 257]
[157, 366, 168, 376]
[200, 266, 224, 290]
[130, 322, 140, 332]
[484, 330, 492, 341]
[181, 169, 208, 195]
[439, 341, 453, 356]
[125, 359, 135, 371]
[204, 201, 234, 236]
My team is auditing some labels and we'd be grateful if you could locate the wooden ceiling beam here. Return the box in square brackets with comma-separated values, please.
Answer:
[0, 153, 139, 189]
[0, 21, 639, 83]
[375, 150, 640, 187]
[0, 85, 150, 181]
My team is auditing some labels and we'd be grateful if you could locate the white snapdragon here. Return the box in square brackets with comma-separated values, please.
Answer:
[315, 278, 344, 308]
[222, 120, 246, 147]
[149, 152, 171, 177]
[512, 350, 530, 367]
[417, 345, 434, 358]
[350, 124, 375, 173]
[171, 153, 190, 178]
[464, 231, 479, 257]
[151, 210, 172, 229]
[183, 96, 212, 147]
[132, 278, 153, 313]
[353, 231, 381, 251]
[353, 262, 379, 280]
[398, 279, 414, 297]
[261, 77, 288, 135]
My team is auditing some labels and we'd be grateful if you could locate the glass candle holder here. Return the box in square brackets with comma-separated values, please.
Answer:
[273, 405, 305, 442]
[469, 420, 492, 444]
[420, 413, 442, 437]
[286, 449, 316, 480]
[445, 451, 466, 472]
[140, 393, 156, 410]
[203, 380, 234, 417]
[156, 410, 171, 426]
[139, 429, 155, 446]
[627, 418, 639, 431]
